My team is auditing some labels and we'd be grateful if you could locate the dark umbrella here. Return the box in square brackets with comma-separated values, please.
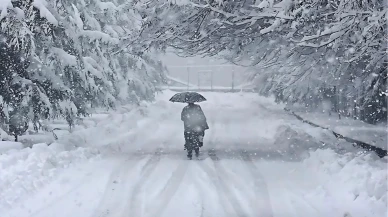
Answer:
[169, 92, 206, 103]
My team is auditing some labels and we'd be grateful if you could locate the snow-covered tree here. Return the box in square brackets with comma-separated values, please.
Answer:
[0, 0, 166, 134]
[133, 0, 387, 124]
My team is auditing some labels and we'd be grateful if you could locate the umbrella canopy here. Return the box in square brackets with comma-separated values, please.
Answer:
[169, 92, 206, 103]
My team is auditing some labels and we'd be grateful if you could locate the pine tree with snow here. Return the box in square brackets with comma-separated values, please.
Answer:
[0, 0, 167, 135]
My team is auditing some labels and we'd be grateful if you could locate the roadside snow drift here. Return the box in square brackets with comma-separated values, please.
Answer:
[0, 141, 24, 154]
[304, 149, 387, 217]
[0, 143, 99, 211]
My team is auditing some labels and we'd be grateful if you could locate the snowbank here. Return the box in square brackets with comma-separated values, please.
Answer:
[0, 107, 122, 211]
[0, 143, 99, 211]
[60, 105, 144, 149]
[304, 149, 387, 217]
[273, 125, 322, 158]
[271, 123, 363, 161]
[0, 141, 24, 154]
[291, 109, 387, 150]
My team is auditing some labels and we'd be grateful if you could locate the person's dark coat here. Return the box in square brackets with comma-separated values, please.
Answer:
[181, 103, 209, 132]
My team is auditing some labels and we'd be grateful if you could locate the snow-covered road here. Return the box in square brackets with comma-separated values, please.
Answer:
[2, 91, 387, 217]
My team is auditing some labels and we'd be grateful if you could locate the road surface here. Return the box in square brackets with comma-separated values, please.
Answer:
[3, 91, 384, 217]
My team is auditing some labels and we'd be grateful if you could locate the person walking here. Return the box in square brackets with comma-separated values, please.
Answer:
[181, 102, 209, 159]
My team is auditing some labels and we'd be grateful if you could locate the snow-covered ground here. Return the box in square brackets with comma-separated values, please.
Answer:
[0, 141, 23, 154]
[1, 91, 386, 217]
[289, 109, 387, 149]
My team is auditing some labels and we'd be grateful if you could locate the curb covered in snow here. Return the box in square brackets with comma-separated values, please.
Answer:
[284, 108, 388, 158]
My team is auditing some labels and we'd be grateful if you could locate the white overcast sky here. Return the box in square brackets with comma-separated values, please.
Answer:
[157, 52, 250, 87]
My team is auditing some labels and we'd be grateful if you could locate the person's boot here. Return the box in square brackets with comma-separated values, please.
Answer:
[187, 149, 193, 160]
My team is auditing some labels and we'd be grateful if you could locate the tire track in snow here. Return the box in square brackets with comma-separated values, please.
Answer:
[193, 112, 219, 216]
[195, 159, 233, 217]
[90, 156, 144, 217]
[124, 148, 163, 217]
[199, 200, 205, 217]
[206, 150, 249, 217]
[240, 151, 274, 217]
[146, 160, 189, 217]
[186, 163, 205, 217]
[196, 106, 235, 216]
[204, 99, 220, 152]
[230, 108, 274, 217]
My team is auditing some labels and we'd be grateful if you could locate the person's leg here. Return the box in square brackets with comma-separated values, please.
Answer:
[194, 147, 199, 157]
[198, 131, 205, 147]
[187, 148, 193, 159]
[191, 132, 200, 157]
[185, 131, 194, 159]
[184, 131, 189, 150]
